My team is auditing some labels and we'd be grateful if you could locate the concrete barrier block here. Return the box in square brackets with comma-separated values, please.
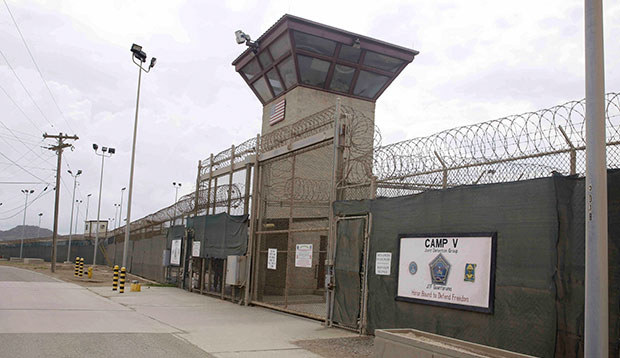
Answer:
[9, 257, 23, 262]
[23, 258, 45, 264]
[374, 329, 536, 358]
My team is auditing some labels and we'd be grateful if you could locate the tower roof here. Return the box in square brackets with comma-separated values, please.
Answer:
[232, 14, 419, 105]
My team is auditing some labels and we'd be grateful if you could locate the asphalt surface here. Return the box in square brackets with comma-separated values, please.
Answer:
[0, 265, 213, 358]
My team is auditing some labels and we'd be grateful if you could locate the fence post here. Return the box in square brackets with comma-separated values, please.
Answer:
[434, 151, 448, 189]
[227, 145, 235, 213]
[245, 134, 260, 305]
[370, 175, 378, 199]
[326, 99, 343, 327]
[559, 126, 577, 175]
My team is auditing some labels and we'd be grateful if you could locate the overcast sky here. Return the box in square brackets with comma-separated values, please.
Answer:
[0, 0, 619, 234]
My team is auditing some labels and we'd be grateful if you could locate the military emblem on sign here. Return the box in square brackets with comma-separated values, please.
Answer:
[408, 261, 417, 275]
[464, 263, 476, 282]
[429, 254, 450, 285]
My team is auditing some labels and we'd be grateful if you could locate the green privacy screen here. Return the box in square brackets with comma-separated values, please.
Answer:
[333, 171, 620, 358]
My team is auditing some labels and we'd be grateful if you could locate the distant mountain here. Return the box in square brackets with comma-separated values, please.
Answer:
[0, 225, 53, 241]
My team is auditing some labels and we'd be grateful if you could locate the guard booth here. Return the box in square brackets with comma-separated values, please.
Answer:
[229, 14, 419, 320]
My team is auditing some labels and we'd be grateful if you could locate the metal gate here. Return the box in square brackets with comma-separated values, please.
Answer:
[251, 142, 333, 320]
[331, 215, 370, 333]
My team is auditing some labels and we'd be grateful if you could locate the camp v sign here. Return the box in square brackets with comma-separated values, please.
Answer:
[396, 233, 497, 313]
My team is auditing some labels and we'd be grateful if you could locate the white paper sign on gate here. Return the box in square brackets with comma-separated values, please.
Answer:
[376, 252, 392, 275]
[295, 244, 313, 268]
[170, 239, 182, 266]
[192, 241, 201, 257]
[267, 248, 277, 270]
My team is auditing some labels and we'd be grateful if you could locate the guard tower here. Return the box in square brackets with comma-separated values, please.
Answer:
[231, 15, 418, 320]
[232, 14, 419, 134]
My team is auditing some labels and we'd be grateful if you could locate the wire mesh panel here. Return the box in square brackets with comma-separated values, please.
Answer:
[252, 142, 332, 319]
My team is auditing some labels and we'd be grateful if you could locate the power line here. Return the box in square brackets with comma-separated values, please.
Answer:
[0, 147, 47, 182]
[0, 184, 53, 220]
[0, 181, 49, 184]
[0, 162, 54, 171]
[3, 0, 74, 133]
[0, 81, 45, 133]
[0, 48, 56, 129]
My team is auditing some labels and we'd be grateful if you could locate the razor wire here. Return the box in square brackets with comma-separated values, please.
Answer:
[373, 93, 620, 183]
[128, 92, 620, 230]
[124, 183, 245, 232]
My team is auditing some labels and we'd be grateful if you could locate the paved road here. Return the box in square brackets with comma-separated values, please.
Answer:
[0, 265, 59, 282]
[0, 265, 210, 358]
[0, 265, 354, 357]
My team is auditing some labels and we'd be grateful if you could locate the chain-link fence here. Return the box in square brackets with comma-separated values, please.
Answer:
[372, 93, 620, 197]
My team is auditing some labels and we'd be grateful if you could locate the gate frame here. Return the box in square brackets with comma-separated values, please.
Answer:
[330, 214, 371, 333]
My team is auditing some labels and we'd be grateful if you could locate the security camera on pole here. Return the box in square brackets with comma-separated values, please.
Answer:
[66, 169, 82, 263]
[122, 44, 156, 269]
[92, 144, 115, 266]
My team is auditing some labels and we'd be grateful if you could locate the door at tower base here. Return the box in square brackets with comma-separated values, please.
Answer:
[396, 233, 497, 313]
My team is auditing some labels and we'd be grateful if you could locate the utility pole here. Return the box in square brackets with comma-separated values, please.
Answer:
[43, 133, 78, 273]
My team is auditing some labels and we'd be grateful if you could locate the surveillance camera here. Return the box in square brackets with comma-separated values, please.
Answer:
[235, 30, 248, 44]
[92, 143, 98, 151]
[108, 148, 116, 154]
[150, 57, 157, 68]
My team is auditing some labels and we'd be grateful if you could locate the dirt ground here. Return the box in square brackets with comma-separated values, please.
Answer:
[294, 336, 374, 358]
[0, 260, 160, 288]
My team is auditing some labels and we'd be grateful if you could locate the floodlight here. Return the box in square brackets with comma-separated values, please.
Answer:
[77, 170, 82, 175]
[353, 38, 361, 49]
[150, 57, 157, 69]
[93, 143, 98, 151]
[68, 170, 72, 174]
[29, 190, 34, 194]
[131, 43, 147, 62]
[102, 147, 108, 153]
[108, 148, 116, 154]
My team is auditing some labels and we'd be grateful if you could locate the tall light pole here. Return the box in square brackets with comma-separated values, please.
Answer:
[74, 200, 82, 236]
[92, 144, 115, 266]
[66, 169, 82, 262]
[584, 0, 608, 356]
[123, 44, 156, 269]
[119, 187, 126, 228]
[37, 213, 43, 238]
[20, 189, 34, 258]
[113, 204, 120, 230]
[85, 194, 92, 221]
[172, 182, 182, 225]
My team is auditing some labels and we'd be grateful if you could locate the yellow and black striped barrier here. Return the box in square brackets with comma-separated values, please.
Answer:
[112, 265, 119, 291]
[119, 267, 126, 293]
[74, 257, 80, 277]
[79, 257, 84, 277]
